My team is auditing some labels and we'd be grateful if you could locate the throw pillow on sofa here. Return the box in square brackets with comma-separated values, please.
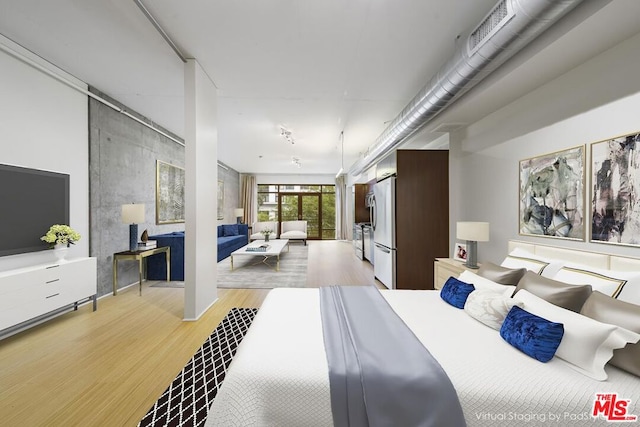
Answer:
[222, 224, 239, 236]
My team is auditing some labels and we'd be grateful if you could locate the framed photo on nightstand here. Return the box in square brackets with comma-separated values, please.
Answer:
[453, 242, 467, 262]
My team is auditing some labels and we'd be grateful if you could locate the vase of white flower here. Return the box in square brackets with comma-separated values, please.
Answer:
[260, 228, 273, 242]
[53, 243, 70, 261]
[41, 225, 81, 262]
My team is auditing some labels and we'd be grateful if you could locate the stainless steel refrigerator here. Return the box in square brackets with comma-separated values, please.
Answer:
[372, 176, 396, 289]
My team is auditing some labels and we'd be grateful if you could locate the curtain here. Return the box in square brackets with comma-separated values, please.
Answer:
[241, 175, 257, 226]
[335, 174, 349, 240]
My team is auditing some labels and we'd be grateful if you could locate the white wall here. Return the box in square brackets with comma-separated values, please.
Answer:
[0, 36, 89, 272]
[183, 59, 218, 320]
[450, 31, 640, 263]
[256, 173, 335, 185]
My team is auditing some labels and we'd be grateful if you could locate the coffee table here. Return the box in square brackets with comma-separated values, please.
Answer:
[230, 239, 290, 271]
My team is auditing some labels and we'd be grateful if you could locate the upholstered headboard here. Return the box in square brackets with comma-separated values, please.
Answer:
[507, 240, 640, 272]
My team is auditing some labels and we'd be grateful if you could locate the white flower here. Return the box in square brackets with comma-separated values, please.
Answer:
[40, 224, 81, 248]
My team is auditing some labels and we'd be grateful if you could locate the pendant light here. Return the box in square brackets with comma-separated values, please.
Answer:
[336, 131, 345, 178]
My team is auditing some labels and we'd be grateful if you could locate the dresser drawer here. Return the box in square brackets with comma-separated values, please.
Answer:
[0, 268, 48, 296]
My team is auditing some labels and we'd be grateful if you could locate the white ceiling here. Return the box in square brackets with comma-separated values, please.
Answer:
[0, 0, 639, 175]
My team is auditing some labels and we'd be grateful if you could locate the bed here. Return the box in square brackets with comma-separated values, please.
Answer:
[206, 241, 640, 427]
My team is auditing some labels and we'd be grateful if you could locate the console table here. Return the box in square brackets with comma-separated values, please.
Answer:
[112, 246, 170, 296]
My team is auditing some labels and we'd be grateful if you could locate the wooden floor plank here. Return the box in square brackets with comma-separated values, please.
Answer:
[0, 240, 374, 426]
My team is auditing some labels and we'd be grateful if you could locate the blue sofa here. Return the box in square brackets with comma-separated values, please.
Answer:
[146, 224, 248, 281]
[217, 224, 249, 262]
[147, 231, 185, 281]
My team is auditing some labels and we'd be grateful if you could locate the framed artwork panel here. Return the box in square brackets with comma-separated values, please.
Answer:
[591, 131, 640, 246]
[156, 160, 185, 224]
[519, 145, 585, 240]
[217, 180, 224, 220]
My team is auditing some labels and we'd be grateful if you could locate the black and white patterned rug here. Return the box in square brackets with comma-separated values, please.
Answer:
[138, 308, 258, 427]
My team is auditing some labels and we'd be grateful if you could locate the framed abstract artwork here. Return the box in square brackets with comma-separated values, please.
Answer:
[519, 145, 585, 240]
[156, 160, 185, 224]
[591, 131, 640, 246]
[217, 180, 224, 220]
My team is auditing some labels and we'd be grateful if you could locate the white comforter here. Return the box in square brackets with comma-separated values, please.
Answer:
[206, 288, 640, 427]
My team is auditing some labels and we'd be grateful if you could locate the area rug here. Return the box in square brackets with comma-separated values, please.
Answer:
[216, 243, 308, 289]
[138, 308, 258, 427]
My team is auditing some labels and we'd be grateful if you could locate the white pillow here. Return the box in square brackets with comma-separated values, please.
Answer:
[617, 282, 640, 306]
[458, 271, 515, 298]
[551, 264, 640, 301]
[513, 290, 640, 380]
[464, 290, 523, 330]
[501, 248, 564, 277]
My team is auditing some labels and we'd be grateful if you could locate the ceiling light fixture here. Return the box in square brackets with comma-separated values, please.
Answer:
[291, 156, 302, 168]
[280, 126, 295, 145]
[336, 131, 345, 178]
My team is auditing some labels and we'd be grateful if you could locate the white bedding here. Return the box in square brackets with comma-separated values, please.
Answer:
[207, 288, 640, 427]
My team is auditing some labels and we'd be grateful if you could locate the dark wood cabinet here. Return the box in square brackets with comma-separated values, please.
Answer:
[395, 150, 449, 290]
[354, 184, 370, 223]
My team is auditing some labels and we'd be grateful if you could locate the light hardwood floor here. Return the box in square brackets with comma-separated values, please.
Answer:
[0, 240, 375, 427]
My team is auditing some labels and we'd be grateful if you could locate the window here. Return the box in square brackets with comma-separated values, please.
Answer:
[257, 184, 336, 239]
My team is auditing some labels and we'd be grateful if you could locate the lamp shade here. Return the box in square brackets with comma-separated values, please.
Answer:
[234, 208, 244, 218]
[122, 204, 145, 224]
[456, 222, 490, 242]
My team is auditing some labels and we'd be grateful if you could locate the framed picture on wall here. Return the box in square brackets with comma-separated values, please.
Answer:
[156, 160, 185, 224]
[217, 180, 224, 220]
[591, 131, 640, 246]
[519, 145, 585, 240]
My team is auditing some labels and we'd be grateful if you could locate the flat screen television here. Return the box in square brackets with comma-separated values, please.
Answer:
[0, 163, 70, 257]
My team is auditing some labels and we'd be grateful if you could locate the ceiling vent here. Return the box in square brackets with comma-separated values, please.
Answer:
[349, 0, 586, 177]
[468, 0, 515, 55]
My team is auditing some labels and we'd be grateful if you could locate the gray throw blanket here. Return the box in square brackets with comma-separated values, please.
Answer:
[319, 286, 466, 427]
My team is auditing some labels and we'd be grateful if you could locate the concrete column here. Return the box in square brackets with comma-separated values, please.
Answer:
[183, 59, 218, 320]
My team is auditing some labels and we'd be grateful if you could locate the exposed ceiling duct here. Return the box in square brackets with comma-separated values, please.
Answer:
[348, 0, 586, 177]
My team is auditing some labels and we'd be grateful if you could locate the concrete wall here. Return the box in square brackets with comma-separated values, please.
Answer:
[219, 163, 240, 224]
[89, 88, 242, 296]
[89, 88, 185, 296]
[0, 35, 89, 272]
[450, 31, 640, 263]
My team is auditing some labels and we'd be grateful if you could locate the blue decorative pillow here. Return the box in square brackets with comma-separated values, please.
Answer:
[500, 306, 564, 363]
[222, 224, 239, 237]
[440, 277, 475, 309]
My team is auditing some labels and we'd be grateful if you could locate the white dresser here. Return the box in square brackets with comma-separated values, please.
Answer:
[0, 257, 97, 337]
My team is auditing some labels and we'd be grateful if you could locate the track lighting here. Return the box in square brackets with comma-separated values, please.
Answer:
[280, 126, 295, 145]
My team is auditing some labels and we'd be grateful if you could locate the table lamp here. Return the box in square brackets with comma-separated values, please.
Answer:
[456, 221, 490, 269]
[122, 204, 145, 251]
[234, 208, 244, 224]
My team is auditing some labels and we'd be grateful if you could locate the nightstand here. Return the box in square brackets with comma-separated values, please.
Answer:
[433, 258, 482, 290]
